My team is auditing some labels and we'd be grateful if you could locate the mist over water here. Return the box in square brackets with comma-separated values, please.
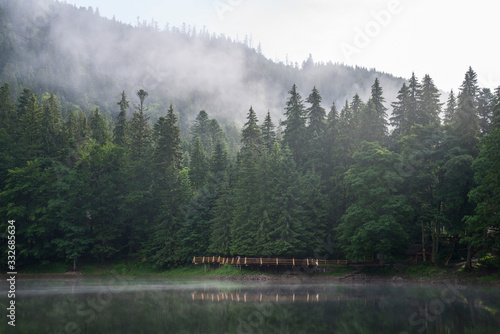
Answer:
[2, 278, 499, 333]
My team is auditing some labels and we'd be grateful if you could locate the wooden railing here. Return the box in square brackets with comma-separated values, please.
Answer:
[192, 257, 349, 266]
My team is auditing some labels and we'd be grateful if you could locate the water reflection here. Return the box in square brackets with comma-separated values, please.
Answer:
[1, 278, 499, 334]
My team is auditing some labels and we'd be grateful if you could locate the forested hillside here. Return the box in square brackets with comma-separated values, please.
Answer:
[0, 0, 404, 134]
[0, 0, 499, 272]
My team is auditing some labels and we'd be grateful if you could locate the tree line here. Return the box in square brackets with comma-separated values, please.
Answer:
[0, 67, 499, 270]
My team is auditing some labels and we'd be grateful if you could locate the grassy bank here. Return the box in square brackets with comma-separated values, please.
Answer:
[18, 260, 259, 277]
[11, 259, 500, 284]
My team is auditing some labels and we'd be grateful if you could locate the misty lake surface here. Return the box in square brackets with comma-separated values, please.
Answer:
[1, 277, 499, 333]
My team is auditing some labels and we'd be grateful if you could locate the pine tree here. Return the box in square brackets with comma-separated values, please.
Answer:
[114, 91, 129, 147]
[241, 106, 262, 155]
[477, 88, 495, 135]
[40, 93, 63, 157]
[190, 137, 209, 190]
[129, 89, 151, 160]
[153, 104, 182, 171]
[210, 139, 228, 175]
[18, 90, 43, 160]
[444, 90, 456, 126]
[261, 111, 276, 151]
[230, 107, 262, 256]
[305, 86, 327, 171]
[420, 74, 442, 126]
[282, 84, 306, 166]
[306, 86, 326, 137]
[324, 100, 339, 171]
[209, 174, 233, 255]
[407, 72, 422, 126]
[0, 83, 16, 136]
[191, 110, 212, 152]
[452, 67, 480, 155]
[370, 78, 389, 138]
[88, 107, 110, 146]
[390, 83, 411, 138]
[359, 99, 386, 144]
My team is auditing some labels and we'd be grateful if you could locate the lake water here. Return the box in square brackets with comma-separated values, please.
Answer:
[1, 277, 499, 333]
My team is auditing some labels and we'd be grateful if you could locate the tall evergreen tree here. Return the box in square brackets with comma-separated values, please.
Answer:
[18, 90, 43, 160]
[390, 83, 411, 138]
[282, 84, 306, 166]
[129, 89, 151, 160]
[420, 74, 442, 126]
[305, 86, 327, 171]
[477, 87, 495, 135]
[407, 72, 422, 126]
[230, 107, 262, 256]
[452, 67, 480, 155]
[153, 104, 182, 171]
[463, 86, 500, 270]
[444, 90, 456, 126]
[0, 83, 16, 136]
[209, 174, 233, 256]
[114, 91, 129, 147]
[261, 111, 276, 151]
[189, 137, 209, 191]
[88, 107, 110, 146]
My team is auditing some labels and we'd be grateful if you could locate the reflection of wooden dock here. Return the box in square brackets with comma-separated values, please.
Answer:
[192, 256, 348, 266]
[191, 292, 330, 303]
[190, 291, 367, 303]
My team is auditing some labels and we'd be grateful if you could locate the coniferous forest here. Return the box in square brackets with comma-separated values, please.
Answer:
[1, 0, 499, 272]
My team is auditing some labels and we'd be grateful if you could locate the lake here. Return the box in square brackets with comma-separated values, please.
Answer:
[1, 277, 499, 333]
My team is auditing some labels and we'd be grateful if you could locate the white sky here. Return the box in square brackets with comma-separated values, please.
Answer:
[69, 0, 499, 91]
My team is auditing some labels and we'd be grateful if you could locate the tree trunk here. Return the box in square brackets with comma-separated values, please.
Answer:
[444, 238, 455, 266]
[431, 219, 440, 265]
[465, 245, 473, 271]
[421, 221, 426, 263]
[73, 257, 77, 271]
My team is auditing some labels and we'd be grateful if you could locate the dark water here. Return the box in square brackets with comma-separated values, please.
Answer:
[1, 277, 499, 333]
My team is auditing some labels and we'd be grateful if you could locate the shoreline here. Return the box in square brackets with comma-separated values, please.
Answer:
[1, 271, 498, 287]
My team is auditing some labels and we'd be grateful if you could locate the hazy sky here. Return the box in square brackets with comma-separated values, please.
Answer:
[69, 0, 499, 92]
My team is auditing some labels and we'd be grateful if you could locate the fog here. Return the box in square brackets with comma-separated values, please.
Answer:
[3, 0, 406, 127]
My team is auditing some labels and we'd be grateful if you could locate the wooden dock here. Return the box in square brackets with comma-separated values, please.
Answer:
[192, 256, 348, 266]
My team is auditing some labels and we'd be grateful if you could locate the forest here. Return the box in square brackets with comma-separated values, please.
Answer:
[0, 0, 499, 272]
[1, 66, 499, 271]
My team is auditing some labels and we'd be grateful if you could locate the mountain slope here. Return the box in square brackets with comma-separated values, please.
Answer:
[0, 0, 405, 130]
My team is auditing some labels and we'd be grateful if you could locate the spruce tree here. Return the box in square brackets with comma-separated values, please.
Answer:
[444, 90, 456, 126]
[420, 74, 442, 126]
[209, 174, 233, 256]
[407, 72, 422, 126]
[452, 67, 480, 155]
[88, 107, 110, 146]
[230, 107, 262, 256]
[129, 89, 151, 160]
[190, 137, 209, 191]
[477, 88, 495, 135]
[114, 91, 129, 147]
[305, 86, 327, 171]
[282, 84, 306, 166]
[0, 83, 16, 136]
[40, 93, 63, 157]
[261, 111, 276, 151]
[390, 83, 411, 138]
[18, 90, 43, 160]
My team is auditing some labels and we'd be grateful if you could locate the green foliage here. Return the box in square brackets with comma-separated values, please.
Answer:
[0, 52, 495, 275]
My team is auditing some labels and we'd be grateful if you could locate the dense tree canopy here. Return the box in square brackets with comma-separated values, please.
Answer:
[0, 65, 498, 271]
